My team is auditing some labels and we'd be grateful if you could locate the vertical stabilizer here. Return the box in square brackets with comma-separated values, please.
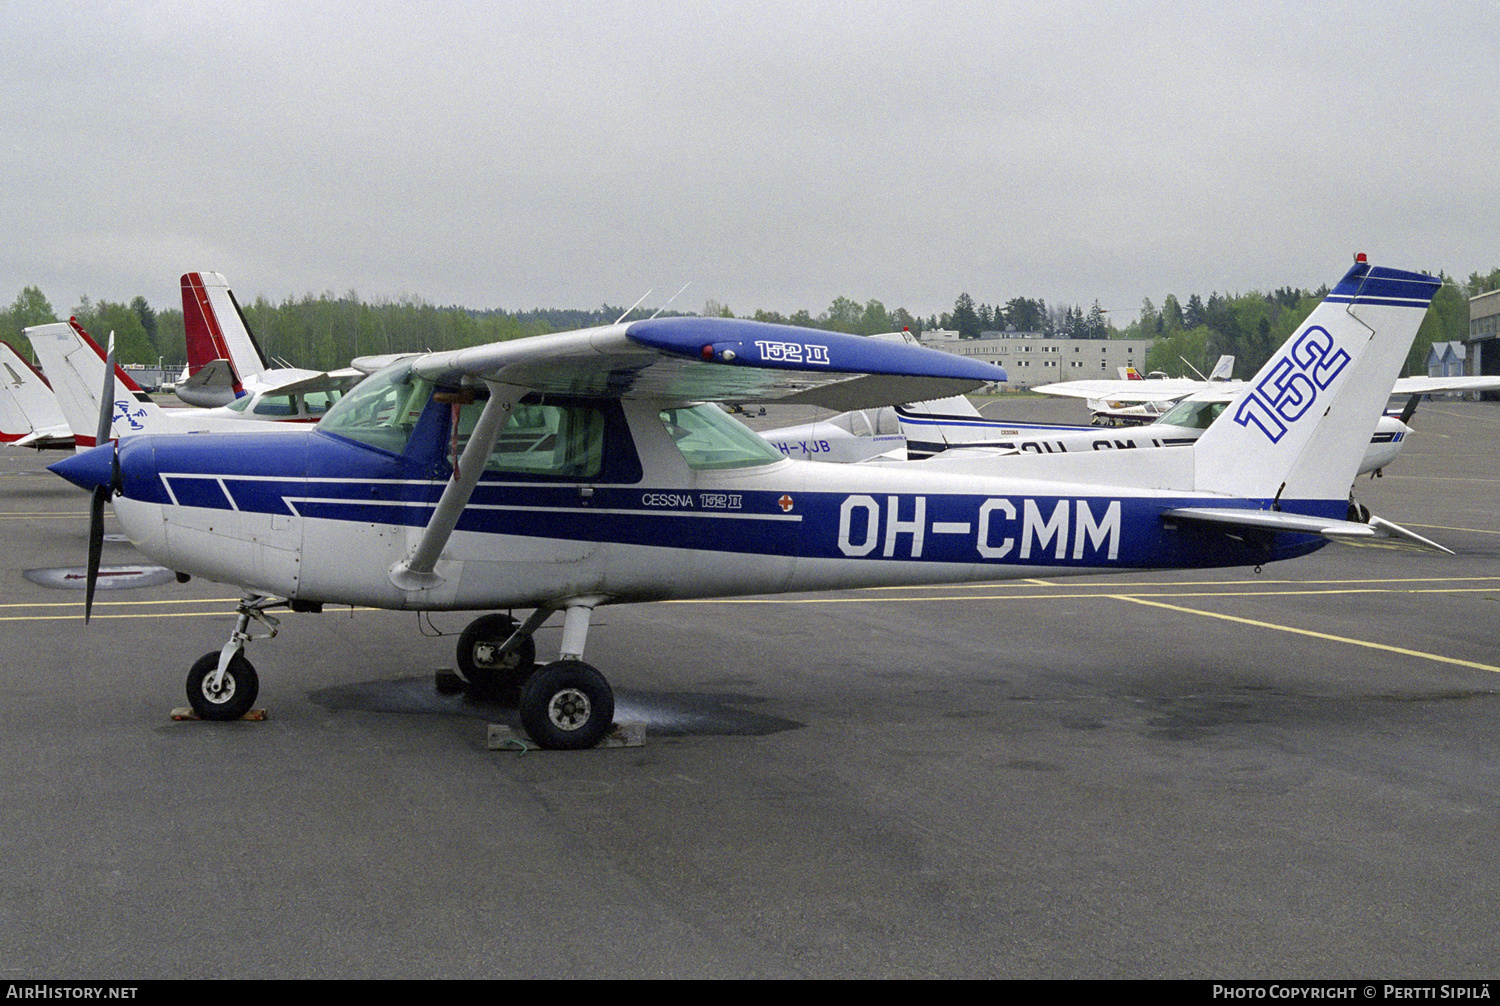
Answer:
[26, 322, 166, 446]
[0, 341, 67, 440]
[181, 272, 268, 387]
[1193, 260, 1439, 506]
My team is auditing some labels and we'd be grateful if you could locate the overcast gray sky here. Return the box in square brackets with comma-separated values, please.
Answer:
[3, 1, 1497, 328]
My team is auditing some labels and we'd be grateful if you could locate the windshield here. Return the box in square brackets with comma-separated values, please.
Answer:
[1155, 398, 1227, 429]
[659, 404, 786, 470]
[317, 362, 433, 453]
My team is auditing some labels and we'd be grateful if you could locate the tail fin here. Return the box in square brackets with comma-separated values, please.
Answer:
[0, 340, 67, 440]
[24, 321, 169, 446]
[1193, 259, 1440, 506]
[1208, 354, 1236, 381]
[181, 271, 268, 388]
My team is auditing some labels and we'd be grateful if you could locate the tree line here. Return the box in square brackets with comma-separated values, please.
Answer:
[2, 265, 1494, 382]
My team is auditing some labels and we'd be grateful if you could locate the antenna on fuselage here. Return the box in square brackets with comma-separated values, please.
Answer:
[648, 282, 692, 319]
[1180, 355, 1208, 381]
[614, 289, 653, 325]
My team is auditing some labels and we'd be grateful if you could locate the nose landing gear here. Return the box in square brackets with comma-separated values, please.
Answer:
[183, 595, 282, 721]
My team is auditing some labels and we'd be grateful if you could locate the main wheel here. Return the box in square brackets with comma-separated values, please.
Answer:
[519, 660, 615, 750]
[456, 613, 537, 697]
[186, 651, 259, 721]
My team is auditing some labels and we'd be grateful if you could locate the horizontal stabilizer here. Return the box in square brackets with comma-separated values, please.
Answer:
[1164, 507, 1452, 553]
[181, 359, 235, 389]
[1032, 379, 1204, 403]
[1391, 375, 1500, 396]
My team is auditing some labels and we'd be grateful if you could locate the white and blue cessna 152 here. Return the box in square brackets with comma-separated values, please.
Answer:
[50, 258, 1446, 749]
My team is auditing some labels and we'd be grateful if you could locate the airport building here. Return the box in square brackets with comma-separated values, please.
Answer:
[917, 329, 1158, 391]
[1468, 288, 1500, 397]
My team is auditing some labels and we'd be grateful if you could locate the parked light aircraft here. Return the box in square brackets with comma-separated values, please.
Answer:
[51, 259, 1447, 750]
[176, 271, 361, 414]
[761, 378, 1412, 476]
[0, 340, 73, 449]
[28, 320, 315, 444]
[1037, 366, 1500, 424]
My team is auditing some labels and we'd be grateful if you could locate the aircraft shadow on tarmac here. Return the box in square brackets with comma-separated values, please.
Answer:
[309, 675, 804, 738]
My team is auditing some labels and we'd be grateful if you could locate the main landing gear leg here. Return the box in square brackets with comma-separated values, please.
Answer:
[185, 595, 282, 721]
[518, 597, 615, 751]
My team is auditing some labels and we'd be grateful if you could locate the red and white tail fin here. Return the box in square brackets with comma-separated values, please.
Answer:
[181, 271, 268, 389]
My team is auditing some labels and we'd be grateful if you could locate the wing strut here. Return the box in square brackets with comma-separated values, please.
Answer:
[389, 380, 524, 591]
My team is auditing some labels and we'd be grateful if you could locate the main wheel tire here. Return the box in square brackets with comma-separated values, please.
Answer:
[519, 660, 615, 750]
[456, 613, 537, 697]
[186, 651, 259, 721]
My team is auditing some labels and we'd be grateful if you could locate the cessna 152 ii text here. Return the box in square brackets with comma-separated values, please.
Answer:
[50, 257, 1445, 749]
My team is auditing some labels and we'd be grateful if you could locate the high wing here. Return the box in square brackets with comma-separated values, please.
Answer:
[388, 315, 1005, 589]
[27, 320, 298, 443]
[1040, 367, 1500, 407]
[410, 316, 1006, 412]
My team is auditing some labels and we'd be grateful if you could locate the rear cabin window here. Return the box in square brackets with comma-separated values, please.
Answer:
[448, 398, 606, 478]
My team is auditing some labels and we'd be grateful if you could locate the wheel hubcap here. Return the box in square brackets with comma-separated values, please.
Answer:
[546, 687, 591, 731]
[202, 673, 235, 705]
[474, 642, 516, 670]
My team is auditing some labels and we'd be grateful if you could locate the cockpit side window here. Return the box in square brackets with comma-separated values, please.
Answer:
[658, 403, 786, 470]
[1156, 399, 1228, 430]
[251, 394, 296, 417]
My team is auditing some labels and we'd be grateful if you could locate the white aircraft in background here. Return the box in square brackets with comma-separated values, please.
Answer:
[1073, 355, 1239, 425]
[761, 361, 1412, 477]
[1037, 365, 1500, 425]
[51, 258, 1447, 750]
[28, 320, 304, 444]
[0, 340, 73, 449]
[175, 271, 361, 415]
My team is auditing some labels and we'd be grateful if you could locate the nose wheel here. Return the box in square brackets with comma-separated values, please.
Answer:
[186, 651, 259, 721]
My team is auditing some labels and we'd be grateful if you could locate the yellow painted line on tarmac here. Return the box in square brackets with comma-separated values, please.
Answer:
[1381, 475, 1500, 483]
[1412, 406, 1500, 425]
[1401, 522, 1500, 536]
[861, 575, 1500, 591]
[0, 600, 238, 621]
[0, 597, 244, 610]
[669, 584, 1500, 605]
[0, 610, 235, 622]
[1113, 595, 1500, 675]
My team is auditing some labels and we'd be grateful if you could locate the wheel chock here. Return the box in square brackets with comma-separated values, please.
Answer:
[170, 707, 267, 721]
[486, 721, 644, 751]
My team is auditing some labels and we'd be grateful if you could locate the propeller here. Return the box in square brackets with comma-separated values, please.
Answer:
[84, 332, 120, 623]
[1398, 393, 1422, 426]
